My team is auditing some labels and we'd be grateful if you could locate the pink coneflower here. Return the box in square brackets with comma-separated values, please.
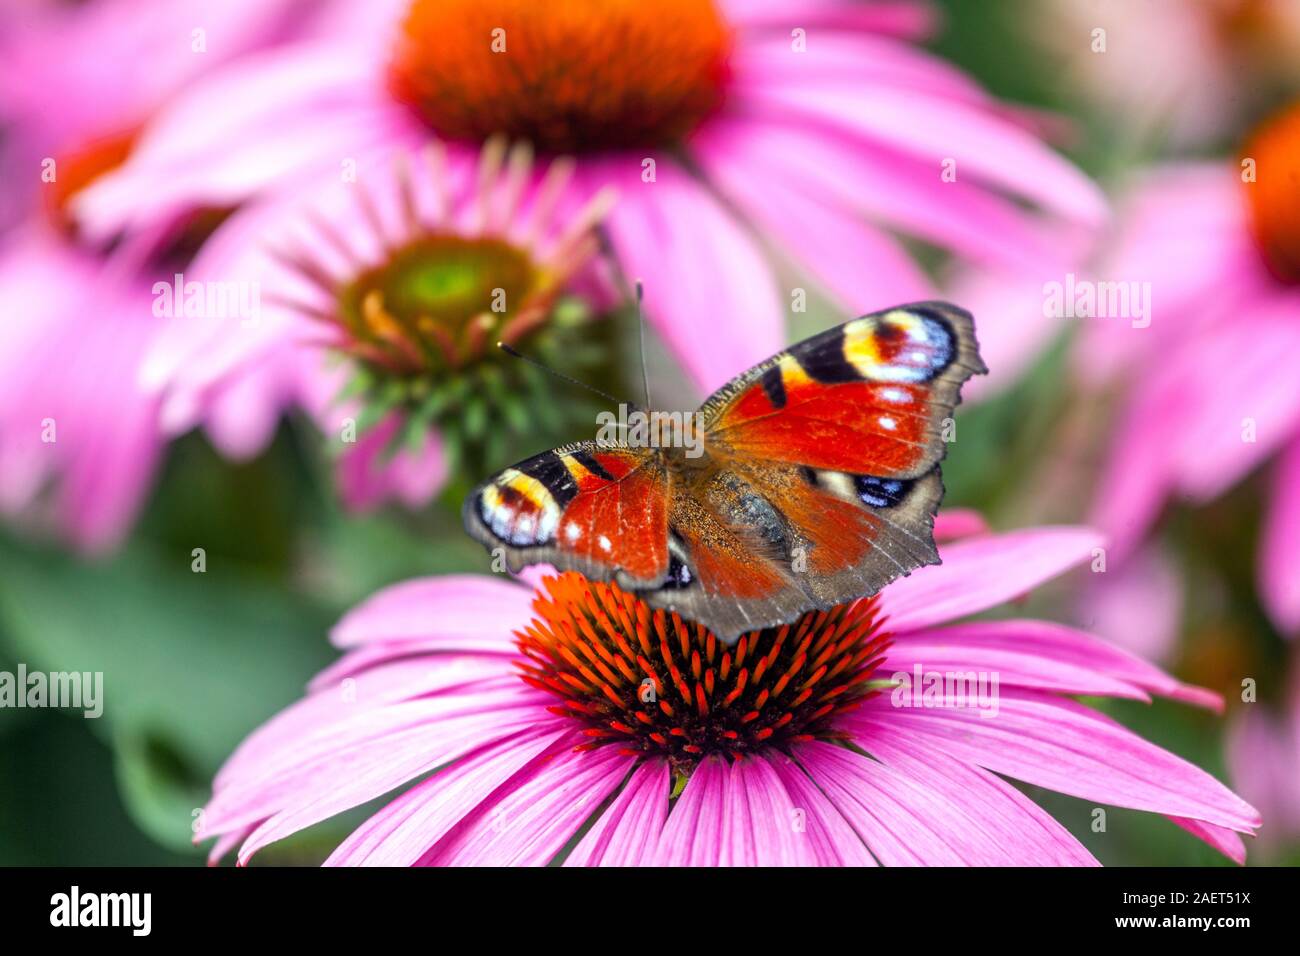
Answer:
[1085, 101, 1300, 635]
[198, 525, 1258, 866]
[139, 140, 613, 506]
[1031, 0, 1300, 147]
[76, 0, 1105, 395]
[0, 0, 311, 550]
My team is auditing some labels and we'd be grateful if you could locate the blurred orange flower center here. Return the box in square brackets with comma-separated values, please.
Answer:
[1241, 100, 1300, 284]
[517, 573, 891, 770]
[44, 128, 137, 236]
[389, 0, 732, 153]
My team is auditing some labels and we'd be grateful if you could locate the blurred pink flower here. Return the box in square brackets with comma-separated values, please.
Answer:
[197, 525, 1258, 866]
[0, 0, 313, 550]
[76, 0, 1105, 397]
[1228, 666, 1300, 857]
[139, 141, 612, 509]
[1031, 0, 1300, 147]
[1083, 112, 1300, 633]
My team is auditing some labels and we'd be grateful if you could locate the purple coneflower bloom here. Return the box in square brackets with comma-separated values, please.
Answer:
[0, 0, 309, 550]
[198, 524, 1258, 866]
[1084, 102, 1300, 635]
[76, 0, 1105, 395]
[139, 140, 613, 508]
[1031, 0, 1300, 148]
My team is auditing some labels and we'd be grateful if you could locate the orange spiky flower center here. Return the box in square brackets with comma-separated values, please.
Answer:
[1241, 99, 1300, 285]
[517, 573, 892, 771]
[389, 0, 732, 153]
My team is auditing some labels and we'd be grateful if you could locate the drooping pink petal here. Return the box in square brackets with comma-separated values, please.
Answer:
[1167, 817, 1248, 866]
[650, 755, 728, 866]
[887, 618, 1218, 711]
[798, 741, 1028, 864]
[207, 689, 542, 837]
[330, 575, 535, 651]
[823, 738, 1098, 865]
[719, 0, 935, 38]
[847, 692, 1260, 840]
[767, 752, 877, 865]
[878, 527, 1104, 632]
[0, 234, 163, 552]
[694, 126, 933, 311]
[721, 756, 823, 865]
[931, 508, 990, 542]
[418, 740, 634, 866]
[737, 74, 1106, 227]
[325, 725, 569, 866]
[592, 158, 785, 396]
[564, 759, 669, 867]
[1165, 297, 1300, 501]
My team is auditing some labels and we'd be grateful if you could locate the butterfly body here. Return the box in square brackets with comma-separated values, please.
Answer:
[464, 302, 986, 641]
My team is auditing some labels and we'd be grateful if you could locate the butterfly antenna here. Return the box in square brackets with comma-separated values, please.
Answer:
[497, 342, 626, 408]
[635, 280, 652, 411]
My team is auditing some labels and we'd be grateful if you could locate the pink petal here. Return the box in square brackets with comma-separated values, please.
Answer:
[737, 78, 1106, 226]
[325, 725, 568, 866]
[217, 657, 514, 789]
[848, 692, 1260, 840]
[650, 756, 728, 865]
[334, 413, 449, 511]
[419, 740, 634, 866]
[719, 0, 935, 37]
[1168, 817, 1247, 866]
[767, 752, 877, 865]
[931, 508, 989, 541]
[724, 756, 820, 865]
[695, 129, 933, 310]
[1166, 297, 1300, 501]
[330, 575, 535, 651]
[806, 739, 1097, 865]
[564, 759, 669, 867]
[693, 115, 1054, 269]
[593, 158, 785, 395]
[887, 618, 1218, 711]
[207, 689, 541, 836]
[878, 526, 1104, 632]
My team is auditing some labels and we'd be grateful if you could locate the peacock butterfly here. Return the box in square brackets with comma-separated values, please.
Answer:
[463, 301, 986, 641]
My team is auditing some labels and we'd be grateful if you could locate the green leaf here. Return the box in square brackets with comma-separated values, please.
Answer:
[0, 538, 335, 851]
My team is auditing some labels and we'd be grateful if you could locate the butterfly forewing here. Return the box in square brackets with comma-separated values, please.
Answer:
[463, 441, 670, 588]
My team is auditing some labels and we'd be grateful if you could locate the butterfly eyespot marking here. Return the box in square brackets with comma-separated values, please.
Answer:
[657, 530, 696, 590]
[800, 467, 914, 509]
[476, 468, 562, 547]
[853, 475, 911, 508]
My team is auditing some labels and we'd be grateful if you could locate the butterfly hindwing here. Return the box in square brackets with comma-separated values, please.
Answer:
[630, 302, 983, 638]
